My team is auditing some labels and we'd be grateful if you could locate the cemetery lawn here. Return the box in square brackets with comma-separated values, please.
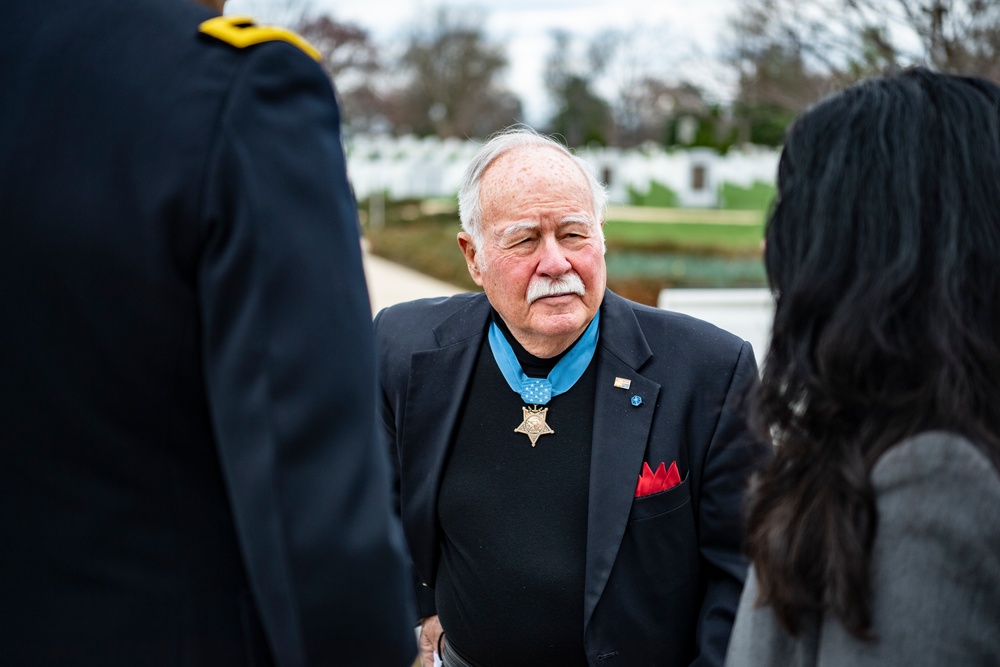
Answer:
[364, 198, 768, 306]
[604, 220, 764, 253]
[604, 202, 765, 253]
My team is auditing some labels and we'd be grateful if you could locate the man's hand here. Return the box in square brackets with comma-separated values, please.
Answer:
[417, 615, 443, 667]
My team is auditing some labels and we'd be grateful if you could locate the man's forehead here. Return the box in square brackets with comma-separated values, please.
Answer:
[482, 145, 586, 184]
[479, 146, 592, 217]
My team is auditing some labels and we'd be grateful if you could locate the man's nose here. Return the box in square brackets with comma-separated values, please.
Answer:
[536, 236, 572, 276]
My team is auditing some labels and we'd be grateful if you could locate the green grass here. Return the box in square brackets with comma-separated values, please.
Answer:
[719, 181, 776, 211]
[604, 220, 764, 254]
[627, 180, 679, 207]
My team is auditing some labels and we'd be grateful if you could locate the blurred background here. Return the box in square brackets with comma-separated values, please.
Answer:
[224, 0, 999, 348]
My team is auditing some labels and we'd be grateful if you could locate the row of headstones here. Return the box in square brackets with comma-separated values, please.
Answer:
[344, 134, 780, 208]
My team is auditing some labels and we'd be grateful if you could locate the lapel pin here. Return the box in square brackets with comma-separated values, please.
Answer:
[631, 395, 643, 407]
[614, 377, 632, 390]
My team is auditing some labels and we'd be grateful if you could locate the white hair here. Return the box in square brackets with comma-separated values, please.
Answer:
[456, 126, 609, 249]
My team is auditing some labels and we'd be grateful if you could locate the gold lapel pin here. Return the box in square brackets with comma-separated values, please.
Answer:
[614, 377, 632, 390]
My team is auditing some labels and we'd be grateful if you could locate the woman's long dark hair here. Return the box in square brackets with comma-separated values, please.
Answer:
[748, 67, 1000, 639]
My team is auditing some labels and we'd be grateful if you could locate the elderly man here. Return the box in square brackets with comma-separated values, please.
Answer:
[374, 128, 772, 667]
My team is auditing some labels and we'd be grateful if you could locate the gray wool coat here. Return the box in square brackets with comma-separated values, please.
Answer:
[725, 431, 1000, 667]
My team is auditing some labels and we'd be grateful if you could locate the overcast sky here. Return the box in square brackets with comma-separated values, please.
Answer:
[225, 0, 741, 125]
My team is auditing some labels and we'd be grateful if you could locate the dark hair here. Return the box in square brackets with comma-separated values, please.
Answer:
[748, 67, 1000, 639]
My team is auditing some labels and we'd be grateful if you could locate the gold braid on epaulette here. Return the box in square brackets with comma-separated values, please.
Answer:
[199, 16, 321, 62]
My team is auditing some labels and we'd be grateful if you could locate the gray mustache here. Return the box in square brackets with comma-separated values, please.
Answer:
[526, 274, 586, 304]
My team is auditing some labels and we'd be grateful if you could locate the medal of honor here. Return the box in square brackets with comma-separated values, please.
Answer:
[488, 311, 601, 448]
[514, 405, 555, 447]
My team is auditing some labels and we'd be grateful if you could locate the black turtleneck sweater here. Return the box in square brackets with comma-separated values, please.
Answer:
[434, 312, 595, 666]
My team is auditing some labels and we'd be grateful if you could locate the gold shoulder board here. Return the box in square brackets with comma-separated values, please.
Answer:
[199, 16, 321, 62]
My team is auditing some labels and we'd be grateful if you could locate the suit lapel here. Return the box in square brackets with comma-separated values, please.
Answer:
[584, 292, 661, 629]
[399, 295, 491, 580]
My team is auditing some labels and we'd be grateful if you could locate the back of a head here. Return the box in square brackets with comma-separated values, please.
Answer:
[750, 67, 1000, 639]
[762, 67, 1000, 450]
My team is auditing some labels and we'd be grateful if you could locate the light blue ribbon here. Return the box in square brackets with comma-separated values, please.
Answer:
[488, 311, 600, 405]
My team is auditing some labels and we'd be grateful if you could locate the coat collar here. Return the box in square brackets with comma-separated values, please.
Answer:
[431, 292, 492, 348]
[594, 290, 654, 370]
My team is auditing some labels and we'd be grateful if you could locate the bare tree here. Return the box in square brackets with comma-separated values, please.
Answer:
[724, 0, 1000, 144]
[724, 0, 913, 144]
[391, 6, 522, 139]
[543, 30, 613, 147]
[579, 25, 725, 148]
[585, 26, 667, 146]
[295, 15, 389, 134]
[846, 0, 1000, 80]
[725, 0, 836, 144]
[297, 16, 379, 82]
[728, 0, 999, 93]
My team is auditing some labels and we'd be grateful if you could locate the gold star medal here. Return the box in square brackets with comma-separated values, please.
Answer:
[514, 405, 555, 447]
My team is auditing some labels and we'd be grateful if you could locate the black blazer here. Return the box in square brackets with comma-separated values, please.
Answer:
[375, 291, 772, 666]
[0, 0, 414, 665]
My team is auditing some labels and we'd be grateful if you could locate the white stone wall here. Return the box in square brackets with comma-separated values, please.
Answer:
[345, 134, 780, 208]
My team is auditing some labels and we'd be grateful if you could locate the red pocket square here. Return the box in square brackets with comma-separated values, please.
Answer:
[635, 461, 681, 498]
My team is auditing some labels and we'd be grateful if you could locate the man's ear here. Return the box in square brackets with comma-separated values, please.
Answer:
[457, 232, 485, 287]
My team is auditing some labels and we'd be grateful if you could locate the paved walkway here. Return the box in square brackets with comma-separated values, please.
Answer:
[362, 248, 465, 314]
[606, 204, 761, 224]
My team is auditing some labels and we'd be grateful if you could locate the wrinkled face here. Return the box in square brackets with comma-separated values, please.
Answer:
[458, 146, 606, 357]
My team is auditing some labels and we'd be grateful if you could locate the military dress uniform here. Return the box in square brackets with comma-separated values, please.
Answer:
[0, 1, 415, 665]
